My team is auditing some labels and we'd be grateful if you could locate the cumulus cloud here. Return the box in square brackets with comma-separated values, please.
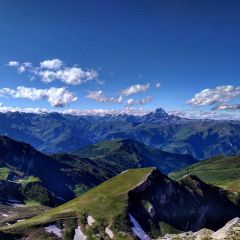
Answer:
[86, 84, 153, 106]
[7, 61, 32, 73]
[126, 96, 153, 106]
[0, 86, 77, 107]
[187, 85, 240, 106]
[86, 90, 123, 103]
[212, 103, 240, 111]
[7, 59, 98, 85]
[7, 61, 19, 67]
[40, 59, 63, 70]
[37, 67, 98, 85]
[122, 83, 150, 96]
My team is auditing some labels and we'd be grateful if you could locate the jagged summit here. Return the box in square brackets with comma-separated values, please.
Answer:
[155, 107, 169, 117]
[141, 107, 181, 123]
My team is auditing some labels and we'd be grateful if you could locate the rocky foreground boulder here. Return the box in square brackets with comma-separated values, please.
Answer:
[158, 217, 240, 240]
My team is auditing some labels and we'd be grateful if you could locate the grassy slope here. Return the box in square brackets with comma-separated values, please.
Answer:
[0, 167, 10, 180]
[169, 155, 240, 192]
[1, 168, 153, 236]
[74, 139, 123, 158]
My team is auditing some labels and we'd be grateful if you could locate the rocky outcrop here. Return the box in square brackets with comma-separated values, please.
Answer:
[212, 217, 240, 239]
[128, 170, 240, 238]
[157, 217, 240, 240]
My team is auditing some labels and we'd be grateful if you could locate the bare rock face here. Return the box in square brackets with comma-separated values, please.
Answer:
[211, 217, 240, 240]
[191, 228, 214, 240]
[157, 218, 240, 240]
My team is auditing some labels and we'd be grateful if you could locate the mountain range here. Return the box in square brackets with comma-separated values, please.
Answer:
[0, 108, 240, 159]
[1, 168, 240, 239]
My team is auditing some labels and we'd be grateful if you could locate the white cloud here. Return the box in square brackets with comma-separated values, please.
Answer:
[126, 98, 134, 105]
[187, 85, 240, 106]
[86, 90, 123, 104]
[126, 96, 153, 106]
[122, 83, 150, 96]
[40, 59, 63, 70]
[156, 82, 161, 88]
[7, 61, 32, 73]
[212, 103, 240, 111]
[7, 59, 98, 85]
[8, 61, 19, 67]
[0, 104, 150, 116]
[37, 67, 98, 85]
[169, 109, 240, 120]
[0, 86, 77, 107]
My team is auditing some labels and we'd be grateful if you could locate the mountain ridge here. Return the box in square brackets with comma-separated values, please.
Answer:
[74, 138, 197, 174]
[0, 108, 239, 159]
[2, 168, 240, 239]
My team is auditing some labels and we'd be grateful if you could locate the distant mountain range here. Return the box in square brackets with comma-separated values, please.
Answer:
[0, 108, 239, 159]
[0, 136, 196, 204]
[2, 168, 240, 239]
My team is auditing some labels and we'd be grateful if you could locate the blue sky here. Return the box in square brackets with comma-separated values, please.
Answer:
[0, 0, 239, 118]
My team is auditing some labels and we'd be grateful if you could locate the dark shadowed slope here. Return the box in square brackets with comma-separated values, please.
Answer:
[0, 136, 74, 202]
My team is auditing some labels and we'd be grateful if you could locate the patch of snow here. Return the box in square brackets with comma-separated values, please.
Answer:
[73, 226, 87, 240]
[129, 214, 151, 240]
[120, 170, 128, 175]
[45, 224, 62, 238]
[2, 213, 9, 217]
[17, 219, 25, 222]
[56, 196, 65, 201]
[105, 227, 114, 239]
[87, 215, 95, 226]
[6, 199, 22, 204]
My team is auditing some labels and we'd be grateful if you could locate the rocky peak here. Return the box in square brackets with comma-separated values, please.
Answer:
[158, 218, 240, 239]
[155, 108, 169, 117]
